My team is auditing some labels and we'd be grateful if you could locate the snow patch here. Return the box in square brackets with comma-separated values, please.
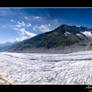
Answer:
[76, 33, 81, 37]
[64, 32, 71, 36]
[81, 31, 92, 39]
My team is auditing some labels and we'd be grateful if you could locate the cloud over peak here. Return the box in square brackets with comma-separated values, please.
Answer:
[33, 24, 51, 32]
[13, 20, 36, 41]
[14, 28, 37, 41]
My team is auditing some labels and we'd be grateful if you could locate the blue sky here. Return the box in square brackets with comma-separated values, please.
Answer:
[0, 8, 92, 43]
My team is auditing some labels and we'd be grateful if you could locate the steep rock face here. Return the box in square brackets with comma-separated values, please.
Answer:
[7, 24, 92, 53]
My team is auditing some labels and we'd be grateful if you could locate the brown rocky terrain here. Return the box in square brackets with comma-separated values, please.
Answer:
[0, 75, 12, 85]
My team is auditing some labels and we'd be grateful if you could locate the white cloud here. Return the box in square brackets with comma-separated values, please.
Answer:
[48, 24, 51, 27]
[32, 19, 60, 33]
[16, 36, 28, 41]
[24, 16, 41, 20]
[19, 28, 36, 37]
[33, 24, 50, 32]
[0, 39, 16, 44]
[13, 27, 19, 31]
[17, 21, 25, 27]
[26, 23, 32, 27]
[76, 25, 81, 27]
[33, 25, 38, 31]
[24, 16, 29, 20]
[13, 20, 35, 41]
[39, 25, 50, 32]
[16, 24, 22, 28]
[16, 21, 32, 28]
[10, 19, 14, 22]
[15, 21, 25, 28]
[33, 16, 40, 19]
[14, 27, 37, 41]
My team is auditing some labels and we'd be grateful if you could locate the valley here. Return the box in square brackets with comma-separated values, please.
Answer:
[0, 51, 92, 84]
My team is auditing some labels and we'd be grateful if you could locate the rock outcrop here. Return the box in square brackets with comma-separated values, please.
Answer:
[0, 75, 12, 85]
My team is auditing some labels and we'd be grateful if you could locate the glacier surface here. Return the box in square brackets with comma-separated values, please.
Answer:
[0, 51, 92, 84]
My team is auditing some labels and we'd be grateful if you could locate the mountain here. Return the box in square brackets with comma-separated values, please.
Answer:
[0, 42, 15, 52]
[7, 24, 92, 53]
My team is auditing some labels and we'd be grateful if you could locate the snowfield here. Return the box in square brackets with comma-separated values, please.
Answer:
[1, 51, 92, 84]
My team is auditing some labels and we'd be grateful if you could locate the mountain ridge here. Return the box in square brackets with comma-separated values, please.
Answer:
[0, 42, 15, 52]
[7, 24, 92, 53]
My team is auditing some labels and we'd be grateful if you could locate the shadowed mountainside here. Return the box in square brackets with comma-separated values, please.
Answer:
[7, 24, 92, 53]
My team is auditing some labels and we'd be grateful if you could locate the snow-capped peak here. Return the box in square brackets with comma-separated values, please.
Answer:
[81, 31, 92, 39]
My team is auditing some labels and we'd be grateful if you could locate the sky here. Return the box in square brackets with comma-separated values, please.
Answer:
[0, 8, 92, 43]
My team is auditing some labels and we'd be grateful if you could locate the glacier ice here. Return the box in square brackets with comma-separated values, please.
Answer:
[0, 51, 92, 84]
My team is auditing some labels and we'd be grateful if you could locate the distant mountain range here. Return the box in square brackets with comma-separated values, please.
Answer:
[7, 24, 92, 53]
[0, 42, 14, 52]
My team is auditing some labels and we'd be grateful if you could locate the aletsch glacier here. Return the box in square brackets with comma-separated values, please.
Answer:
[0, 51, 92, 84]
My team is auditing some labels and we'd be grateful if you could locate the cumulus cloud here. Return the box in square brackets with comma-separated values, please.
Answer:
[16, 36, 28, 41]
[19, 28, 36, 37]
[16, 33, 35, 41]
[39, 25, 50, 32]
[24, 16, 41, 20]
[24, 16, 29, 20]
[33, 24, 50, 32]
[26, 23, 32, 27]
[15, 21, 32, 28]
[12, 17, 59, 42]
[16, 24, 22, 28]
[13, 27, 19, 31]
[14, 27, 37, 41]
[33, 25, 38, 31]
[33, 16, 40, 19]
[12, 20, 35, 41]
[32, 18, 60, 33]
[15, 21, 25, 28]
[48, 24, 51, 27]
[17, 21, 25, 27]
[10, 19, 14, 22]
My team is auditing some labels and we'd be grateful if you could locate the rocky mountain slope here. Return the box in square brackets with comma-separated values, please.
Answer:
[8, 24, 92, 53]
